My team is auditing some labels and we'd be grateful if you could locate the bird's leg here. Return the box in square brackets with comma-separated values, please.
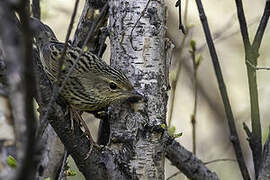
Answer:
[71, 109, 98, 159]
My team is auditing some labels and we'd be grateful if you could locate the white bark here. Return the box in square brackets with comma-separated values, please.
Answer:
[109, 0, 168, 179]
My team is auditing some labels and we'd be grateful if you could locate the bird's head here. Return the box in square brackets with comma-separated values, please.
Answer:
[30, 17, 58, 48]
[79, 63, 144, 110]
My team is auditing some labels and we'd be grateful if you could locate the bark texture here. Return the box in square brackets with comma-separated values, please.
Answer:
[258, 130, 270, 180]
[73, 0, 108, 54]
[0, 1, 36, 179]
[35, 125, 64, 180]
[109, 0, 168, 179]
[166, 137, 219, 180]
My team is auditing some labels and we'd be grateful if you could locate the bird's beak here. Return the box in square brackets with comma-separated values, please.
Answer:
[127, 90, 147, 103]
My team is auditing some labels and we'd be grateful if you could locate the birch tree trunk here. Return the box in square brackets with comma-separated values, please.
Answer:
[0, 1, 221, 179]
[108, 0, 169, 179]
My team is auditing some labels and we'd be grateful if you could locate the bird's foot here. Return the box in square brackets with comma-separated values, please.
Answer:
[72, 110, 99, 159]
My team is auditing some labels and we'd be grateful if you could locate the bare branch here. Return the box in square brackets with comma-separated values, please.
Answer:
[32, 0, 40, 19]
[194, 0, 250, 179]
[252, 0, 270, 51]
[0, 0, 36, 179]
[258, 128, 270, 180]
[165, 136, 219, 180]
[234, 1, 270, 177]
[234, 0, 251, 50]
[72, 0, 109, 53]
[37, 0, 80, 139]
[57, 149, 68, 180]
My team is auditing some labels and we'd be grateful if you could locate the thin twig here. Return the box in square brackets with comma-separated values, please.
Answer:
[56, 0, 80, 83]
[175, 0, 185, 34]
[167, 171, 180, 180]
[235, 0, 270, 177]
[204, 158, 236, 165]
[167, 0, 189, 127]
[246, 60, 270, 71]
[189, 41, 199, 155]
[37, 0, 80, 139]
[97, 27, 109, 58]
[32, 0, 40, 19]
[57, 149, 68, 180]
[194, 0, 251, 179]
[234, 0, 251, 51]
[59, 3, 109, 93]
[252, 0, 270, 51]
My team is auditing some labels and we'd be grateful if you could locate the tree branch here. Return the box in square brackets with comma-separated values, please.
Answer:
[0, 1, 36, 179]
[252, 0, 270, 51]
[258, 128, 270, 180]
[32, 0, 40, 19]
[72, 0, 109, 54]
[194, 0, 251, 179]
[234, 1, 270, 177]
[234, 0, 251, 50]
[165, 135, 219, 180]
[36, 0, 80, 139]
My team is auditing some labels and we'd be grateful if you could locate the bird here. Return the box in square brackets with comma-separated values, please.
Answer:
[30, 18, 143, 157]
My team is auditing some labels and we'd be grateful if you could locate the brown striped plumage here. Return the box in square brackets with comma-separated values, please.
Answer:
[32, 18, 142, 111]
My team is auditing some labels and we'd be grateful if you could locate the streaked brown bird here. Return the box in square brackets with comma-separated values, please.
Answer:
[31, 18, 143, 157]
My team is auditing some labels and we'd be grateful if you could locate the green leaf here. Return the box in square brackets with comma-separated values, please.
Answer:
[65, 169, 77, 176]
[7, 155, 17, 168]
[44, 178, 51, 180]
[61, 65, 66, 71]
[160, 123, 166, 129]
[190, 40, 196, 51]
[168, 126, 176, 136]
[174, 132, 183, 138]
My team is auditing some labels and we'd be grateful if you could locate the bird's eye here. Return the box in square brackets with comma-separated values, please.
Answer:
[109, 82, 118, 90]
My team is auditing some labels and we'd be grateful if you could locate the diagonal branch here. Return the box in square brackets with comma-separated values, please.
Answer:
[165, 135, 219, 180]
[37, 0, 80, 139]
[194, 0, 251, 179]
[252, 0, 270, 51]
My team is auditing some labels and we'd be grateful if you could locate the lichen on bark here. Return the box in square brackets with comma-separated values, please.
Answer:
[108, 0, 168, 179]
